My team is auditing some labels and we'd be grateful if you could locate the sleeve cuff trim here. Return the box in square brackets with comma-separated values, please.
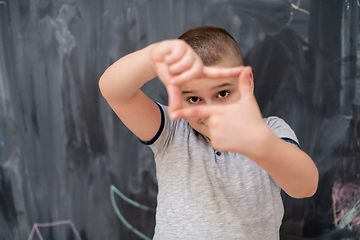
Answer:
[140, 102, 165, 145]
[282, 137, 301, 149]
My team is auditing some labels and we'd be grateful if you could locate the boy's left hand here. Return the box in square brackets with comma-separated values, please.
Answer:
[171, 67, 270, 155]
[172, 66, 319, 199]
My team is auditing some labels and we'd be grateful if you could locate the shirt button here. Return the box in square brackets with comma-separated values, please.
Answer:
[216, 151, 222, 156]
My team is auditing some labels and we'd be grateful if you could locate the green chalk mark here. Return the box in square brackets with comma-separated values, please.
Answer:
[110, 185, 155, 240]
[338, 198, 360, 229]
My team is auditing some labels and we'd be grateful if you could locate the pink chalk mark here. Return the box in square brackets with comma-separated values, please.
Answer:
[332, 179, 360, 227]
[27, 220, 82, 240]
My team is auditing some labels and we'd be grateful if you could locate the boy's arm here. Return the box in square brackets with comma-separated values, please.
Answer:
[99, 44, 161, 142]
[249, 132, 318, 198]
[171, 67, 318, 198]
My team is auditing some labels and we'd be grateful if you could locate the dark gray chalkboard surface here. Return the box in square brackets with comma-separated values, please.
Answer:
[0, 0, 359, 239]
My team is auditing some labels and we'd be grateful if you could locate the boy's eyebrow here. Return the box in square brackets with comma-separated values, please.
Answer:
[211, 82, 233, 90]
[182, 90, 196, 94]
[181, 82, 234, 95]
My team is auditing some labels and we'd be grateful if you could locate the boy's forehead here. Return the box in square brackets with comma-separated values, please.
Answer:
[180, 77, 238, 93]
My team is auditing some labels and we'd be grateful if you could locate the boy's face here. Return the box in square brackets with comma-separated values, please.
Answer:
[180, 66, 253, 139]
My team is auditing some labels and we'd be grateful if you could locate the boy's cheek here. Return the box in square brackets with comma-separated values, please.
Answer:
[228, 91, 241, 103]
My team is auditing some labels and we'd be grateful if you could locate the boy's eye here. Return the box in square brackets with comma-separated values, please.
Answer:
[217, 91, 229, 98]
[188, 96, 200, 104]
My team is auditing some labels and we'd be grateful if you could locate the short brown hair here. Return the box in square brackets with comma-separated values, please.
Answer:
[178, 26, 244, 67]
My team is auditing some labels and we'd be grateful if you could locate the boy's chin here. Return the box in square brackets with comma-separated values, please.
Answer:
[187, 120, 210, 138]
[193, 127, 210, 139]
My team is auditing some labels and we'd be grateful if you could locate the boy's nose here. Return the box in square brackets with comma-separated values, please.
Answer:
[198, 118, 205, 126]
[203, 99, 213, 105]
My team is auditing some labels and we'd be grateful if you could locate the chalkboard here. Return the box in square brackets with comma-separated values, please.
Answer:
[0, 0, 359, 239]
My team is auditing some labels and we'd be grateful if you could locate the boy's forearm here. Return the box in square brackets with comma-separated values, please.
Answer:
[243, 127, 318, 199]
[99, 44, 157, 102]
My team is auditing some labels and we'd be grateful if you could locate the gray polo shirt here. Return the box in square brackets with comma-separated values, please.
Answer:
[144, 103, 299, 240]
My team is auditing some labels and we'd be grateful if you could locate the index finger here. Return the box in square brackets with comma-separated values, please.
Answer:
[203, 66, 244, 79]
[238, 66, 253, 98]
[171, 65, 244, 85]
[170, 105, 214, 120]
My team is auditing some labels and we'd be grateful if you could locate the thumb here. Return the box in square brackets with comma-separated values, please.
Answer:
[238, 66, 253, 98]
[167, 84, 182, 115]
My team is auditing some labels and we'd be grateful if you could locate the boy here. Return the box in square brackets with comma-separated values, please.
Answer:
[99, 26, 318, 239]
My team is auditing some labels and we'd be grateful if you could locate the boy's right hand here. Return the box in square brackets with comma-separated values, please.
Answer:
[150, 39, 244, 116]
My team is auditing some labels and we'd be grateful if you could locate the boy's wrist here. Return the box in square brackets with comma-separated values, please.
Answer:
[147, 43, 159, 75]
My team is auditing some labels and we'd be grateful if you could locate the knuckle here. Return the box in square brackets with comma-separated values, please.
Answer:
[182, 58, 193, 69]
[170, 63, 186, 74]
[176, 40, 187, 52]
[210, 119, 219, 128]
[210, 115, 221, 128]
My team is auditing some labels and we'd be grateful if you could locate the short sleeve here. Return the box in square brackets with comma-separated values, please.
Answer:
[140, 103, 178, 156]
[264, 116, 300, 149]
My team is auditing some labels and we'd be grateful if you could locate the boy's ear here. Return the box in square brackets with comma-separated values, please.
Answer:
[249, 69, 254, 93]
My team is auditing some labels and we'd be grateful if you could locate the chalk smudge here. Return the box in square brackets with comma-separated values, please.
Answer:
[27, 220, 82, 240]
[0, 139, 4, 152]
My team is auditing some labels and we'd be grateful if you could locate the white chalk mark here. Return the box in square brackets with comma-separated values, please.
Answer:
[110, 185, 154, 240]
[287, 0, 309, 26]
[27, 220, 82, 240]
[291, 0, 309, 15]
[52, 5, 77, 55]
